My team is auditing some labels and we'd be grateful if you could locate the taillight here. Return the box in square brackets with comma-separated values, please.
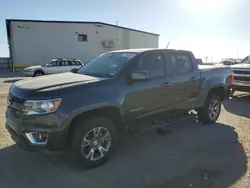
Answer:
[231, 71, 235, 84]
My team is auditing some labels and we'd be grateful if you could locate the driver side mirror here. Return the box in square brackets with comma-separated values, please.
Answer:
[131, 70, 148, 81]
[46, 63, 50, 67]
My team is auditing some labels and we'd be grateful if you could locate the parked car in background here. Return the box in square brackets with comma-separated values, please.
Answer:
[6, 49, 233, 168]
[231, 55, 250, 94]
[196, 58, 203, 64]
[221, 58, 239, 65]
[23, 58, 83, 77]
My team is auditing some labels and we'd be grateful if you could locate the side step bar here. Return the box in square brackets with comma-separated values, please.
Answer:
[126, 111, 198, 136]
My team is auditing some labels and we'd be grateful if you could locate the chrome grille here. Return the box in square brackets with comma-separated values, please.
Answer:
[8, 93, 24, 117]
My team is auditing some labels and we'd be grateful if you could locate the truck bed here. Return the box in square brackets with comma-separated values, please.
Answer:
[198, 64, 230, 71]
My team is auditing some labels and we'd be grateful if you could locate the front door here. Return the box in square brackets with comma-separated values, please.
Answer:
[43, 61, 60, 74]
[123, 51, 175, 124]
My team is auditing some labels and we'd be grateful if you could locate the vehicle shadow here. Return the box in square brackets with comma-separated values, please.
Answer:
[223, 92, 250, 118]
[0, 72, 23, 79]
[3, 79, 22, 83]
[0, 121, 247, 188]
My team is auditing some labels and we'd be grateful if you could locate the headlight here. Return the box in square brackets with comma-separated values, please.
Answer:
[23, 98, 62, 115]
[24, 68, 33, 72]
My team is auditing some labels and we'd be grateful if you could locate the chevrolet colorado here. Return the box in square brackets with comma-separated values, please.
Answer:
[6, 49, 233, 168]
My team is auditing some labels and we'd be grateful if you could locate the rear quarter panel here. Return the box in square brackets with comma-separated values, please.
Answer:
[195, 65, 233, 108]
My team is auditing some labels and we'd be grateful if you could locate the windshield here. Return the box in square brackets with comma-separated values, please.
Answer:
[239, 56, 250, 64]
[77, 52, 137, 78]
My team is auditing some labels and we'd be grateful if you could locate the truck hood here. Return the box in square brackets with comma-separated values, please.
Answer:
[231, 64, 250, 69]
[24, 65, 42, 70]
[14, 72, 104, 90]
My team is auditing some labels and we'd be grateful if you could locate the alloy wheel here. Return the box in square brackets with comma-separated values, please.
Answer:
[208, 99, 220, 120]
[81, 127, 111, 161]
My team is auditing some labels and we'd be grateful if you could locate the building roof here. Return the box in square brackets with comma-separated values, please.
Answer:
[5, 19, 160, 36]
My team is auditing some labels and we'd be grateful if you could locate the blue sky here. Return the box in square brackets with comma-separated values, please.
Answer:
[0, 0, 249, 61]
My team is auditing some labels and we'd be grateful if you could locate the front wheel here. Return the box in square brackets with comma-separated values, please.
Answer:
[197, 94, 221, 124]
[33, 70, 44, 77]
[70, 115, 119, 168]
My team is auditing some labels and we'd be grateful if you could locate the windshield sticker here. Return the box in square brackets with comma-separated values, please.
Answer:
[122, 53, 136, 58]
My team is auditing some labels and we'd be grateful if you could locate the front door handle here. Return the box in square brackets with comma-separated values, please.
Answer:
[161, 82, 171, 87]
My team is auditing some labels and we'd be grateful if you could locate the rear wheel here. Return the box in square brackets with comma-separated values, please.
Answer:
[197, 94, 221, 124]
[70, 115, 119, 168]
[33, 70, 44, 77]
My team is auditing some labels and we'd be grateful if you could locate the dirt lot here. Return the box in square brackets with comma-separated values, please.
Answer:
[0, 70, 250, 188]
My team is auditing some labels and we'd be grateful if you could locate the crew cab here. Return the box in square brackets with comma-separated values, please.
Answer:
[6, 49, 233, 168]
[231, 55, 250, 94]
[23, 58, 83, 77]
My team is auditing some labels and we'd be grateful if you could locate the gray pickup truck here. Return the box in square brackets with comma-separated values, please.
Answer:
[231, 55, 250, 94]
[6, 49, 233, 168]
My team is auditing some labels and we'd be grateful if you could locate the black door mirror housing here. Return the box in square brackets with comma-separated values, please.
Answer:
[70, 68, 79, 73]
[131, 70, 148, 81]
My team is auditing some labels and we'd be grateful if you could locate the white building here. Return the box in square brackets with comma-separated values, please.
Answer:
[6, 19, 159, 69]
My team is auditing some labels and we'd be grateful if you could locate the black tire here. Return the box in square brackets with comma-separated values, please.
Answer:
[197, 94, 221, 124]
[33, 70, 44, 77]
[70, 115, 119, 168]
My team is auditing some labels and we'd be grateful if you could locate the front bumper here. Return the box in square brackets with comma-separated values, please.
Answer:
[23, 71, 34, 77]
[5, 108, 69, 151]
[232, 80, 250, 92]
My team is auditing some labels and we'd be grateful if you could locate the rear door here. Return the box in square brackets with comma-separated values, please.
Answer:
[164, 52, 201, 111]
[63, 61, 74, 72]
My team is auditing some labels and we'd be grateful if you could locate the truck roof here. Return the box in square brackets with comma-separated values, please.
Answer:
[51, 58, 81, 61]
[110, 48, 192, 54]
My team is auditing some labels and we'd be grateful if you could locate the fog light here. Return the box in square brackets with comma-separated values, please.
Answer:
[25, 132, 48, 145]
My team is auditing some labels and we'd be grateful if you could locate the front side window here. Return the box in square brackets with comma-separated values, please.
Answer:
[77, 52, 137, 78]
[135, 52, 165, 78]
[49, 61, 58, 67]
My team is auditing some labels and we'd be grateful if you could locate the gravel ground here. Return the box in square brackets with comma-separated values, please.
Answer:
[0, 71, 250, 188]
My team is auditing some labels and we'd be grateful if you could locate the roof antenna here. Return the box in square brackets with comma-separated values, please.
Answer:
[116, 21, 118, 26]
[166, 41, 170, 49]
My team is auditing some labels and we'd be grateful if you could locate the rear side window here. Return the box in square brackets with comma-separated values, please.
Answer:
[171, 54, 193, 74]
[135, 52, 165, 78]
[59, 61, 66, 66]
[65, 61, 72, 66]
[76, 61, 82, 65]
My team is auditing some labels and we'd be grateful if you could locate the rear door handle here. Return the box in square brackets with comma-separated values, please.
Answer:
[161, 82, 171, 87]
[190, 77, 198, 81]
